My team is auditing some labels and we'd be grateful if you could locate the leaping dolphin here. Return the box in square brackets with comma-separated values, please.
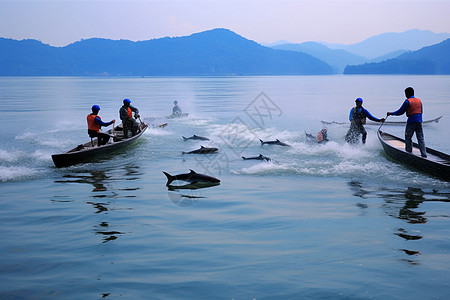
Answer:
[242, 154, 271, 161]
[163, 169, 221, 185]
[259, 139, 290, 147]
[182, 146, 218, 154]
[182, 134, 210, 141]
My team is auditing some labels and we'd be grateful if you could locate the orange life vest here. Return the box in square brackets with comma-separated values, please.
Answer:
[317, 131, 324, 143]
[87, 114, 101, 132]
[406, 97, 422, 117]
[127, 107, 132, 118]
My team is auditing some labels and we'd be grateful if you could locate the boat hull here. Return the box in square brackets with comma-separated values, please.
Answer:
[52, 123, 148, 168]
[377, 130, 450, 181]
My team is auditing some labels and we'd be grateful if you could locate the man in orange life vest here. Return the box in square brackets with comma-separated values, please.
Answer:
[387, 87, 427, 157]
[345, 98, 385, 144]
[119, 98, 140, 138]
[87, 105, 115, 146]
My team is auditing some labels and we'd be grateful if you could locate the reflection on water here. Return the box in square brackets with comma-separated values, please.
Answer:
[94, 221, 124, 243]
[54, 165, 143, 244]
[166, 182, 220, 207]
[55, 169, 111, 192]
[348, 181, 450, 265]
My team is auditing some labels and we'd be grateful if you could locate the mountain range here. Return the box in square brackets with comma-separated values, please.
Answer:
[0, 29, 332, 76]
[344, 38, 450, 74]
[1, 28, 449, 76]
[271, 29, 450, 73]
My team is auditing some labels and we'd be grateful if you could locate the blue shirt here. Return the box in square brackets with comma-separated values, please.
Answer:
[94, 116, 113, 127]
[349, 107, 382, 122]
[390, 97, 423, 124]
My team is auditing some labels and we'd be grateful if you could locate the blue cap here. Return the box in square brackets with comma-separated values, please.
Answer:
[92, 105, 100, 111]
[355, 98, 363, 103]
[123, 98, 131, 104]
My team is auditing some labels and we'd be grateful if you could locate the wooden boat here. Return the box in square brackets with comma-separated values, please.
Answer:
[377, 130, 450, 181]
[52, 122, 148, 168]
[322, 116, 442, 126]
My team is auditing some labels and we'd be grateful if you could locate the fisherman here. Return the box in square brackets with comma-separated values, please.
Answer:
[87, 105, 115, 146]
[317, 128, 329, 143]
[345, 98, 385, 144]
[172, 100, 182, 116]
[387, 87, 427, 157]
[306, 128, 329, 143]
[119, 98, 140, 138]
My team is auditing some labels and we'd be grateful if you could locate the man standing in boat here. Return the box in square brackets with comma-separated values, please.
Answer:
[120, 99, 140, 138]
[87, 105, 115, 146]
[345, 98, 385, 144]
[387, 87, 427, 157]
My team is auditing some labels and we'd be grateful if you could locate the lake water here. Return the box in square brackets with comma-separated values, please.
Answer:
[0, 75, 449, 299]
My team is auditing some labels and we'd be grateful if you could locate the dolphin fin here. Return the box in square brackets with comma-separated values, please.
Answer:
[182, 136, 187, 141]
[259, 139, 264, 144]
[163, 171, 175, 185]
[189, 169, 197, 174]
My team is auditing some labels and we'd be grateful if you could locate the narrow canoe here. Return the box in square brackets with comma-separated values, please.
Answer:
[377, 130, 450, 181]
[52, 122, 148, 168]
[321, 116, 442, 126]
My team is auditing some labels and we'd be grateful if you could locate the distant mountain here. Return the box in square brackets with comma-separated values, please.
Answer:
[322, 29, 450, 59]
[272, 42, 367, 73]
[0, 28, 333, 76]
[344, 38, 450, 74]
[370, 50, 408, 63]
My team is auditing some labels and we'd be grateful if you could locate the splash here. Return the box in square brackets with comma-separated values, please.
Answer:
[0, 166, 41, 182]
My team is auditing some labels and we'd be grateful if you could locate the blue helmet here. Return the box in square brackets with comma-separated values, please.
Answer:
[91, 105, 100, 112]
[355, 98, 363, 103]
[123, 98, 131, 104]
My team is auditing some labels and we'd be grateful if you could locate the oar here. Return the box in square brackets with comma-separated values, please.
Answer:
[111, 120, 116, 136]
[378, 115, 389, 131]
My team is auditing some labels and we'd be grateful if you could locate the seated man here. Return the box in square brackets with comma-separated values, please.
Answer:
[87, 105, 115, 146]
[119, 99, 140, 138]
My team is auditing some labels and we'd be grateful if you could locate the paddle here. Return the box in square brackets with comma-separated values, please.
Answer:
[111, 120, 116, 136]
[378, 115, 389, 131]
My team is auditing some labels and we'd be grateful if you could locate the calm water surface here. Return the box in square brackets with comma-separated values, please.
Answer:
[0, 76, 449, 299]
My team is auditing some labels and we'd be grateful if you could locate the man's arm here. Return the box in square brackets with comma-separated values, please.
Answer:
[388, 100, 409, 116]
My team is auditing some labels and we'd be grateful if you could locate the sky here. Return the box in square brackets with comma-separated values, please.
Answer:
[1, 0, 449, 47]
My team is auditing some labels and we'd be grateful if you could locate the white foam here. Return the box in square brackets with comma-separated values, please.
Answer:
[146, 127, 174, 137]
[0, 149, 23, 162]
[0, 166, 41, 182]
[237, 161, 293, 175]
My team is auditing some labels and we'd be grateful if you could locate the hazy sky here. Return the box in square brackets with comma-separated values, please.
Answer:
[1, 0, 449, 47]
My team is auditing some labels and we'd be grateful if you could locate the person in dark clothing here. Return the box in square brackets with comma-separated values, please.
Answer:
[172, 100, 182, 116]
[387, 87, 427, 157]
[87, 105, 115, 146]
[345, 98, 385, 144]
[119, 99, 140, 138]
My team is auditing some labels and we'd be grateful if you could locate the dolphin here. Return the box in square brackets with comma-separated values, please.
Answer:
[163, 169, 221, 185]
[242, 154, 271, 161]
[182, 134, 210, 141]
[167, 181, 220, 190]
[182, 146, 218, 154]
[259, 139, 290, 147]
